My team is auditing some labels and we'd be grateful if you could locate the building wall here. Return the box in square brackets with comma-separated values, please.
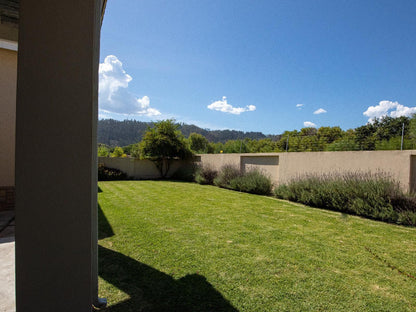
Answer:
[0, 48, 17, 187]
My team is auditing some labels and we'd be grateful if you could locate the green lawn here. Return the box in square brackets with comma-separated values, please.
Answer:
[98, 181, 416, 311]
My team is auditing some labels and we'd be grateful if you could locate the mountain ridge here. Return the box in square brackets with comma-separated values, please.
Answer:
[98, 119, 280, 147]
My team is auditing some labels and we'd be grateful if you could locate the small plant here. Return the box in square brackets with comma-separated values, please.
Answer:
[98, 164, 128, 181]
[274, 172, 416, 226]
[195, 165, 218, 185]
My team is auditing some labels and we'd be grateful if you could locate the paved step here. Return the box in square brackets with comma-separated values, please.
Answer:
[0, 240, 15, 312]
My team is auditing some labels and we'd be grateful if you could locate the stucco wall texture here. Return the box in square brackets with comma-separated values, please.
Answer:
[198, 151, 416, 192]
[101, 150, 416, 192]
[0, 48, 17, 187]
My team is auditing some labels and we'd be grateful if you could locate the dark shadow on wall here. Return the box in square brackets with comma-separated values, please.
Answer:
[99, 246, 238, 312]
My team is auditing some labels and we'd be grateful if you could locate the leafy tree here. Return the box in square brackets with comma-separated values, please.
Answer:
[326, 129, 359, 151]
[210, 142, 224, 153]
[206, 142, 216, 153]
[288, 136, 302, 152]
[139, 120, 193, 178]
[246, 138, 277, 153]
[97, 144, 110, 157]
[374, 116, 409, 142]
[376, 137, 402, 150]
[299, 135, 319, 151]
[277, 130, 297, 151]
[300, 127, 317, 137]
[130, 144, 141, 158]
[355, 123, 376, 150]
[188, 132, 209, 153]
[317, 126, 343, 148]
[121, 143, 141, 157]
[110, 146, 125, 157]
[222, 139, 250, 153]
[408, 114, 416, 148]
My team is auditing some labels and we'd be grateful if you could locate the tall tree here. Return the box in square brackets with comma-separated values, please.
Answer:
[355, 123, 376, 150]
[188, 132, 209, 153]
[139, 120, 193, 177]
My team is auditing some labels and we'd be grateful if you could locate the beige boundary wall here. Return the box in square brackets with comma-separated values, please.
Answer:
[198, 151, 416, 193]
[99, 151, 416, 192]
[98, 157, 191, 179]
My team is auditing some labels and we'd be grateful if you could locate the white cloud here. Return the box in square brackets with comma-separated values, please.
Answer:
[207, 96, 256, 115]
[363, 100, 416, 123]
[313, 108, 327, 114]
[99, 55, 161, 117]
[296, 104, 304, 109]
[303, 121, 317, 128]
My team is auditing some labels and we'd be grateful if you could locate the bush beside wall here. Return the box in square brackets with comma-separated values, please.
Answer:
[195, 164, 273, 195]
[170, 162, 198, 182]
[229, 170, 273, 195]
[195, 165, 218, 185]
[213, 165, 242, 188]
[274, 172, 416, 226]
[98, 164, 128, 181]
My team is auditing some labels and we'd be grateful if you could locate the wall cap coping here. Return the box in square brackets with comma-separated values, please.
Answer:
[0, 39, 17, 51]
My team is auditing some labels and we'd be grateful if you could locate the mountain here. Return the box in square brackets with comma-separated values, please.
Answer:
[98, 119, 278, 146]
[98, 119, 149, 147]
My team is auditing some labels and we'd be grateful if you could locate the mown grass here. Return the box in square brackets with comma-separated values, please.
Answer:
[98, 181, 416, 311]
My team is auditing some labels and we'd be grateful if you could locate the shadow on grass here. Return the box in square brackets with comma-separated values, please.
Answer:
[98, 204, 114, 240]
[98, 204, 238, 311]
[99, 246, 238, 311]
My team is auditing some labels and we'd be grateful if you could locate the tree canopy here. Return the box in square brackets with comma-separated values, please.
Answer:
[99, 115, 416, 158]
[188, 132, 210, 153]
[139, 120, 193, 177]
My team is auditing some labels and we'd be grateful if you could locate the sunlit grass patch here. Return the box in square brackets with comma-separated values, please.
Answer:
[98, 181, 416, 311]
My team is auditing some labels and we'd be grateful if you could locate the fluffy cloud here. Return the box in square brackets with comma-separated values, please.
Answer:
[296, 104, 304, 109]
[207, 96, 256, 115]
[303, 121, 317, 128]
[363, 100, 416, 123]
[313, 108, 327, 114]
[99, 55, 161, 117]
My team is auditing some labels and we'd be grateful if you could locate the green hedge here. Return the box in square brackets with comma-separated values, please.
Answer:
[274, 172, 416, 226]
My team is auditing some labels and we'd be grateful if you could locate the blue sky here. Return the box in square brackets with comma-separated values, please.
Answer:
[99, 0, 416, 134]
